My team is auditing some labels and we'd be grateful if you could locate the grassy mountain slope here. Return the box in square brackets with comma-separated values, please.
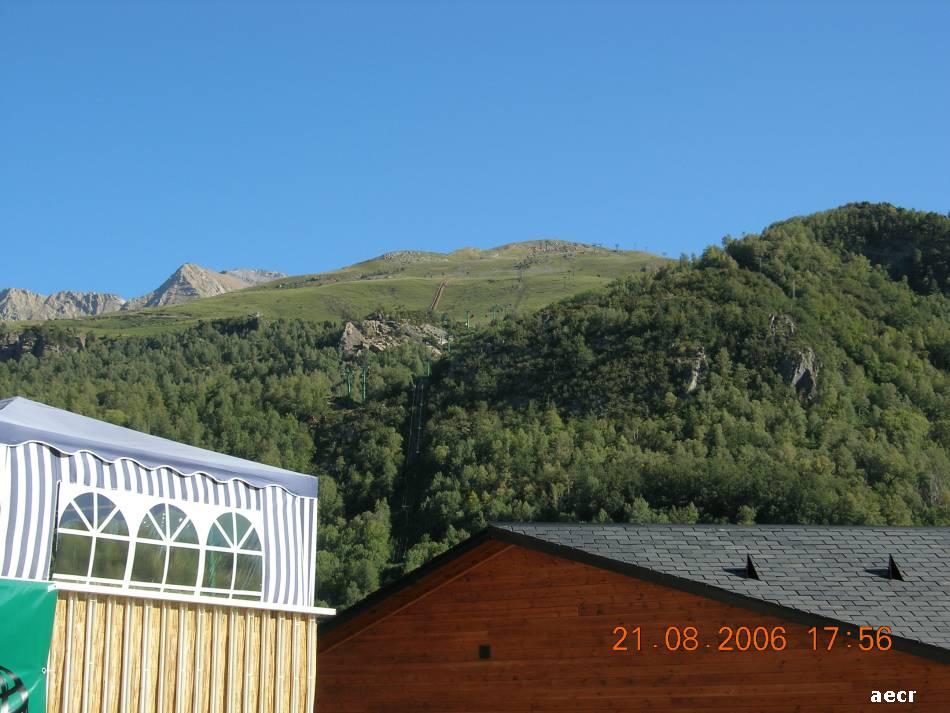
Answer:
[2, 203, 949, 608]
[49, 241, 664, 336]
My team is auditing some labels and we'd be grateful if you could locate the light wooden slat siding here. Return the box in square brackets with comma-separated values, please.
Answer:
[181, 606, 197, 713]
[48, 595, 67, 710]
[46, 591, 320, 713]
[68, 596, 86, 713]
[128, 601, 143, 713]
[193, 607, 207, 713]
[105, 600, 123, 713]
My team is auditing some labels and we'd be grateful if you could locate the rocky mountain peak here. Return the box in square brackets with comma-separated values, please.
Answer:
[1, 262, 286, 321]
[123, 263, 253, 310]
[0, 287, 125, 321]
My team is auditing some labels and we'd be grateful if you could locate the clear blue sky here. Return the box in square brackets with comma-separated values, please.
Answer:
[2, 1, 948, 297]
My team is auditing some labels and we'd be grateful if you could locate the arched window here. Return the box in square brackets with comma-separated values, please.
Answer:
[131, 503, 200, 591]
[54, 492, 129, 582]
[203, 513, 263, 599]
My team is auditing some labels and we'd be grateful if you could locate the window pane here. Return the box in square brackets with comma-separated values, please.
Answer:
[92, 538, 129, 580]
[131, 543, 166, 584]
[151, 505, 170, 537]
[176, 521, 199, 545]
[166, 547, 199, 587]
[95, 494, 116, 529]
[74, 493, 96, 529]
[54, 533, 92, 576]
[101, 510, 128, 537]
[207, 521, 230, 548]
[59, 503, 88, 531]
[240, 529, 261, 552]
[137, 512, 163, 541]
[234, 554, 262, 593]
[234, 515, 250, 545]
[203, 551, 233, 590]
[220, 514, 236, 544]
[167, 506, 187, 537]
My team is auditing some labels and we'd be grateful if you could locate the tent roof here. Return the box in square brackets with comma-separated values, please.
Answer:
[0, 397, 317, 498]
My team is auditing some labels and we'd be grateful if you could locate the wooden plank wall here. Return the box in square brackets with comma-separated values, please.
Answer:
[318, 543, 950, 713]
[46, 591, 319, 713]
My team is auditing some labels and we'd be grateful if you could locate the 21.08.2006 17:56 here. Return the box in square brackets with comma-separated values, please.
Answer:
[611, 624, 893, 653]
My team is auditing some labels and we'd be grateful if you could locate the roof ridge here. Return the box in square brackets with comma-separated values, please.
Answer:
[490, 521, 950, 531]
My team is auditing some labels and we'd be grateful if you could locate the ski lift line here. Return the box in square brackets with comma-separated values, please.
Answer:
[415, 381, 425, 456]
[405, 379, 418, 460]
[395, 373, 429, 560]
[396, 378, 421, 556]
[429, 280, 448, 312]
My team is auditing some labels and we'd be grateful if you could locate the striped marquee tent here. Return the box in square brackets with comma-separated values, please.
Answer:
[0, 397, 334, 713]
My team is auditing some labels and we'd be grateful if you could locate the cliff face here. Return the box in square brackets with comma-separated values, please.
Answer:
[0, 288, 125, 321]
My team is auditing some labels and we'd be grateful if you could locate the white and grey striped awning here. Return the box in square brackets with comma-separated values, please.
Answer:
[0, 397, 319, 607]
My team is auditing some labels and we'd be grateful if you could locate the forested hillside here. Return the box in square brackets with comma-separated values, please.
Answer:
[2, 203, 949, 608]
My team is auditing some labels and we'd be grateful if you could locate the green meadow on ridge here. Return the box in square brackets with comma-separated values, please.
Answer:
[46, 240, 665, 336]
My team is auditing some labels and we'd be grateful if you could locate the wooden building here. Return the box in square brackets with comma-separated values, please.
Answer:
[0, 397, 335, 712]
[319, 523, 950, 712]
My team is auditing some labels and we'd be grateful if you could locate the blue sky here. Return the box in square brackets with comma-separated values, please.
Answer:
[2, 1, 948, 297]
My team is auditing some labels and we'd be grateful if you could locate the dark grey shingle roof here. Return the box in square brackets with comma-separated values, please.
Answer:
[493, 524, 950, 651]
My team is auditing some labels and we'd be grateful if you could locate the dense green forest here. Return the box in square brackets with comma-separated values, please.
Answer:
[2, 202, 949, 608]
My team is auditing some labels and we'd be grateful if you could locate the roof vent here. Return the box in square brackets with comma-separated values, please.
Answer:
[745, 554, 760, 580]
[888, 554, 904, 581]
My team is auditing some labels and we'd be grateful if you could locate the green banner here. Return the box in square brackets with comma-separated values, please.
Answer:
[0, 579, 57, 713]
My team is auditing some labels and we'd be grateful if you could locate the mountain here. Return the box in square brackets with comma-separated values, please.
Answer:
[0, 288, 125, 321]
[41, 240, 665, 335]
[3, 202, 949, 608]
[0, 263, 287, 322]
[222, 268, 287, 286]
[123, 263, 254, 310]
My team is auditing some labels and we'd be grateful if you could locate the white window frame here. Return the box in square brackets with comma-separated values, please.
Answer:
[129, 501, 202, 594]
[202, 512, 264, 599]
[53, 490, 130, 582]
[52, 481, 266, 603]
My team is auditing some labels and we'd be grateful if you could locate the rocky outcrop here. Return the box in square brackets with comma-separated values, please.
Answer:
[221, 268, 287, 286]
[781, 346, 820, 400]
[379, 251, 447, 264]
[685, 347, 708, 394]
[511, 240, 604, 271]
[768, 313, 797, 339]
[340, 318, 449, 360]
[0, 288, 125, 321]
[340, 322, 367, 355]
[0, 327, 86, 360]
[766, 314, 818, 399]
